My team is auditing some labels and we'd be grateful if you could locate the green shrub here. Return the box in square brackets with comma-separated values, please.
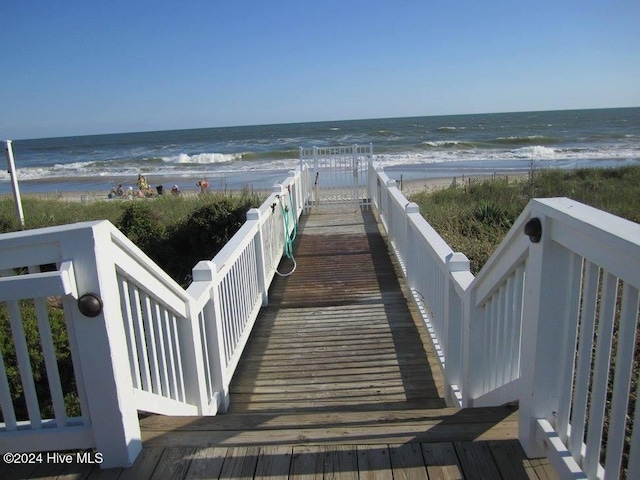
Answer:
[0, 299, 79, 423]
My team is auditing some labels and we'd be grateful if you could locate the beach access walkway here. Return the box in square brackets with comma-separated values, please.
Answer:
[2, 209, 558, 479]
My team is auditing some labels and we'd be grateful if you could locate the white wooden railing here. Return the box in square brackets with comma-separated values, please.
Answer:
[369, 164, 640, 480]
[0, 167, 308, 468]
[1, 156, 638, 478]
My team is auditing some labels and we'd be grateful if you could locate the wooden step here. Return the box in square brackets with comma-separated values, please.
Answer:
[140, 405, 520, 447]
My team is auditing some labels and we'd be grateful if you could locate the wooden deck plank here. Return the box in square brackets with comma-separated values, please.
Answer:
[141, 406, 517, 431]
[116, 447, 165, 480]
[454, 441, 503, 480]
[389, 443, 429, 479]
[149, 447, 195, 480]
[254, 445, 292, 480]
[183, 447, 227, 479]
[141, 420, 519, 448]
[2, 461, 41, 480]
[219, 446, 260, 480]
[357, 446, 393, 480]
[289, 445, 324, 479]
[323, 445, 358, 480]
[421, 442, 463, 480]
[228, 210, 444, 417]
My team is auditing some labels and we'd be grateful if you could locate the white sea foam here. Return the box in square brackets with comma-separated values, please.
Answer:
[166, 152, 243, 164]
[422, 140, 471, 148]
[512, 146, 557, 158]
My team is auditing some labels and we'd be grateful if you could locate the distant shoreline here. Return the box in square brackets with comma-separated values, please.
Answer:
[0, 171, 531, 203]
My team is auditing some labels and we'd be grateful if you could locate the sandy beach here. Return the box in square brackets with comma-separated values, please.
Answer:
[0, 171, 530, 204]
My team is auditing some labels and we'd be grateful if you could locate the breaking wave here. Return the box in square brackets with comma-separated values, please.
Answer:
[165, 152, 243, 164]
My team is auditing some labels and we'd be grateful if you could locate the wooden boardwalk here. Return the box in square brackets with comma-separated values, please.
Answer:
[3, 210, 557, 479]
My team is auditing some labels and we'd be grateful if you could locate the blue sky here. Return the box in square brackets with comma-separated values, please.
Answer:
[2, 1, 639, 139]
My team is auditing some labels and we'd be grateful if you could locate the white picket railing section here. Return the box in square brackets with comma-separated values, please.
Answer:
[0, 168, 308, 468]
[300, 144, 372, 211]
[369, 164, 640, 480]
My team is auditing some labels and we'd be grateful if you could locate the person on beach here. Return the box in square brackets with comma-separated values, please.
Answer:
[116, 184, 125, 197]
[137, 174, 149, 191]
[171, 184, 180, 195]
[197, 179, 210, 194]
[137, 174, 155, 197]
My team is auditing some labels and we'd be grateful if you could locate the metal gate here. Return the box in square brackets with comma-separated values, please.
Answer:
[299, 144, 372, 212]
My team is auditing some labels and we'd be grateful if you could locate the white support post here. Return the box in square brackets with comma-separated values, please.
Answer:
[352, 145, 358, 211]
[4, 140, 25, 228]
[288, 170, 300, 218]
[299, 146, 304, 172]
[404, 203, 420, 290]
[445, 252, 471, 407]
[192, 260, 230, 413]
[180, 267, 210, 414]
[460, 284, 483, 408]
[519, 212, 575, 457]
[385, 179, 397, 237]
[60, 223, 141, 468]
[247, 209, 268, 306]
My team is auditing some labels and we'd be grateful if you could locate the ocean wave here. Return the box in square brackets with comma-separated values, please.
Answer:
[511, 146, 557, 158]
[422, 140, 475, 149]
[241, 149, 298, 161]
[164, 152, 243, 164]
[494, 135, 559, 145]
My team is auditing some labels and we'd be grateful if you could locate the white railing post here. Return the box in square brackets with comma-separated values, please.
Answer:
[247, 208, 268, 306]
[60, 223, 141, 468]
[518, 212, 577, 458]
[3, 140, 25, 228]
[404, 203, 420, 289]
[384, 179, 396, 235]
[445, 252, 471, 407]
[181, 277, 210, 414]
[192, 260, 230, 413]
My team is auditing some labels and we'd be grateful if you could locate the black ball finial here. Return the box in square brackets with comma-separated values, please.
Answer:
[78, 293, 103, 317]
[524, 217, 542, 243]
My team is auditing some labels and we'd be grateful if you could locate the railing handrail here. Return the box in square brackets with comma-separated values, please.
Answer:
[0, 165, 310, 468]
[368, 163, 640, 480]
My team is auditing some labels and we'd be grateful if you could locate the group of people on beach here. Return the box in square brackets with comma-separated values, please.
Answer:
[108, 174, 211, 199]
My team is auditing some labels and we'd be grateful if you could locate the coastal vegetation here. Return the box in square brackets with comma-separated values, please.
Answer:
[0, 189, 264, 422]
[408, 164, 640, 275]
[0, 189, 265, 285]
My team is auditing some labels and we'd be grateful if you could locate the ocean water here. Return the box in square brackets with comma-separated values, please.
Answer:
[2, 107, 639, 194]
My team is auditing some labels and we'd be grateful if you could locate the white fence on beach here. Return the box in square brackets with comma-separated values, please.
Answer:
[0, 167, 308, 468]
[369, 164, 640, 480]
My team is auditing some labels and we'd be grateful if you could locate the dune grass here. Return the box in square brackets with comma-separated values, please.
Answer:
[409, 165, 640, 274]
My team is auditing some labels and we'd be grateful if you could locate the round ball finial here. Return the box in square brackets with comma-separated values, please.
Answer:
[78, 293, 103, 317]
[524, 218, 542, 243]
